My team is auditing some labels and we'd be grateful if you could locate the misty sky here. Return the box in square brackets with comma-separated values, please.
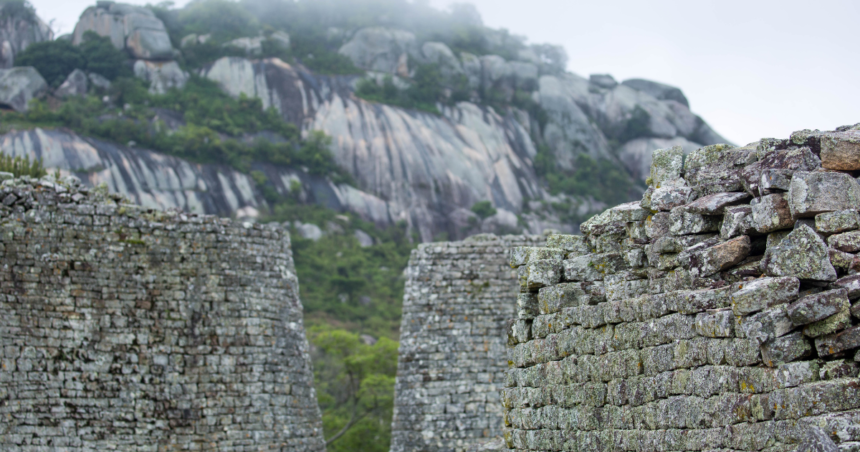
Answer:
[32, 0, 859, 145]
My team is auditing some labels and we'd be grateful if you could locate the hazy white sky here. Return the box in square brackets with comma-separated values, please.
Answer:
[33, 0, 859, 145]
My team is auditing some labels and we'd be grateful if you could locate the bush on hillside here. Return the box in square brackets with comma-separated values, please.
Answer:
[14, 40, 85, 86]
[470, 200, 496, 219]
[0, 153, 46, 178]
[79, 31, 132, 80]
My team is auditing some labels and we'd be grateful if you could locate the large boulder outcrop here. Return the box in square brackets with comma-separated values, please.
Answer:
[54, 68, 88, 98]
[621, 78, 690, 107]
[0, 2, 53, 68]
[133, 60, 188, 94]
[338, 27, 415, 76]
[72, 1, 175, 60]
[0, 66, 46, 111]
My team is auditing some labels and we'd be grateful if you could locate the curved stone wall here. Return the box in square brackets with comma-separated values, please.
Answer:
[391, 234, 544, 452]
[0, 176, 325, 451]
[503, 126, 860, 451]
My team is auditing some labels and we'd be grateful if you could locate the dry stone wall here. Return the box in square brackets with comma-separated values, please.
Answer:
[504, 125, 860, 452]
[0, 175, 325, 451]
[391, 234, 545, 452]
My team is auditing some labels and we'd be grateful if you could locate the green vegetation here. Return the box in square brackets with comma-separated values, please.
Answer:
[0, 153, 46, 178]
[534, 147, 636, 206]
[470, 200, 497, 219]
[13, 31, 131, 85]
[309, 326, 398, 451]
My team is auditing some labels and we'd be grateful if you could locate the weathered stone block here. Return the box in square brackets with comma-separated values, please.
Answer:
[680, 235, 750, 277]
[795, 426, 840, 452]
[651, 185, 692, 211]
[751, 193, 795, 233]
[761, 332, 812, 367]
[537, 283, 591, 314]
[828, 230, 860, 253]
[731, 276, 800, 315]
[762, 222, 837, 281]
[834, 275, 860, 299]
[517, 293, 539, 319]
[526, 259, 562, 289]
[563, 253, 626, 282]
[645, 212, 672, 239]
[788, 172, 860, 218]
[684, 191, 751, 215]
[828, 248, 856, 270]
[815, 210, 860, 234]
[669, 208, 722, 236]
[740, 146, 820, 194]
[650, 146, 685, 188]
[544, 235, 589, 255]
[694, 310, 734, 337]
[509, 246, 565, 269]
[580, 202, 647, 235]
[803, 308, 851, 338]
[721, 205, 755, 240]
[818, 359, 859, 380]
[815, 325, 860, 356]
[739, 305, 794, 345]
[820, 130, 860, 171]
[786, 289, 850, 326]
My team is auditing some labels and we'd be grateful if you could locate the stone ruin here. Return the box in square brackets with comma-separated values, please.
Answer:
[391, 235, 544, 452]
[0, 175, 325, 451]
[503, 126, 860, 451]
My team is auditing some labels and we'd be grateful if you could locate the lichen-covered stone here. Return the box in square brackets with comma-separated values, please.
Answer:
[684, 143, 754, 190]
[740, 146, 820, 194]
[816, 210, 860, 234]
[766, 229, 792, 249]
[787, 289, 850, 326]
[760, 332, 812, 367]
[818, 359, 859, 380]
[731, 276, 800, 315]
[645, 212, 672, 239]
[651, 185, 692, 211]
[509, 246, 565, 268]
[721, 205, 755, 239]
[820, 130, 860, 171]
[803, 307, 851, 338]
[680, 235, 750, 277]
[563, 253, 626, 281]
[526, 259, 562, 289]
[545, 234, 589, 255]
[739, 305, 794, 344]
[835, 275, 860, 299]
[814, 325, 860, 356]
[759, 168, 793, 193]
[649, 146, 685, 188]
[751, 193, 795, 233]
[789, 171, 860, 218]
[762, 222, 838, 281]
[828, 230, 860, 253]
[693, 310, 734, 337]
[669, 207, 722, 236]
[537, 283, 592, 314]
[795, 426, 840, 452]
[684, 191, 751, 215]
[517, 292, 539, 319]
[580, 201, 647, 235]
[829, 248, 856, 270]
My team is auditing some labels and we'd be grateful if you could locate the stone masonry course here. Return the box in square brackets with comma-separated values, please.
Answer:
[0, 175, 325, 451]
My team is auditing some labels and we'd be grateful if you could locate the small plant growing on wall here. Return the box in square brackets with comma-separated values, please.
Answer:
[0, 153, 47, 178]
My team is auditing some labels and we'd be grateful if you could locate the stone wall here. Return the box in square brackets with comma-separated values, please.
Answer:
[391, 234, 544, 452]
[504, 126, 860, 451]
[0, 175, 325, 451]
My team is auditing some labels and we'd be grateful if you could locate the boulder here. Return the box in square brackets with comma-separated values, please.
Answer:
[589, 74, 617, 89]
[0, 2, 53, 68]
[72, 2, 175, 60]
[762, 222, 837, 281]
[133, 60, 188, 94]
[413, 42, 463, 79]
[270, 31, 290, 49]
[88, 72, 111, 90]
[354, 229, 373, 247]
[0, 66, 46, 111]
[820, 130, 860, 170]
[54, 69, 88, 98]
[338, 27, 415, 76]
[788, 172, 860, 218]
[621, 78, 690, 108]
[618, 139, 700, 184]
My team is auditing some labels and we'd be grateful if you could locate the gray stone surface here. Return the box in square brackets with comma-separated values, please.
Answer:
[0, 177, 325, 451]
[787, 289, 850, 326]
[54, 68, 88, 97]
[338, 27, 415, 76]
[816, 209, 860, 234]
[821, 130, 860, 171]
[732, 276, 800, 315]
[751, 193, 795, 233]
[789, 172, 860, 218]
[72, 2, 175, 60]
[0, 1, 53, 68]
[0, 66, 46, 111]
[391, 234, 544, 452]
[133, 59, 188, 94]
[763, 222, 838, 281]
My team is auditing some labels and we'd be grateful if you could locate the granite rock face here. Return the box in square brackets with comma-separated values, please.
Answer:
[0, 176, 325, 451]
[72, 1, 175, 60]
[54, 68, 89, 98]
[0, 1, 53, 68]
[501, 125, 860, 452]
[391, 234, 544, 452]
[0, 66, 46, 111]
[133, 59, 189, 94]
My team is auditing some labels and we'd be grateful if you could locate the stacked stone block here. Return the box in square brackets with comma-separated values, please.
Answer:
[504, 125, 860, 451]
[391, 234, 545, 452]
[0, 175, 325, 451]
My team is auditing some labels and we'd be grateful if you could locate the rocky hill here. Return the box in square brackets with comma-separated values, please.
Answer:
[0, 0, 729, 242]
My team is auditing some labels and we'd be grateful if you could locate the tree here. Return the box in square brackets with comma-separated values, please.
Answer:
[80, 30, 131, 80]
[14, 40, 84, 86]
[310, 327, 398, 452]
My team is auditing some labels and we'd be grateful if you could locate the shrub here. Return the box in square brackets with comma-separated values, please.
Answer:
[79, 31, 131, 80]
[0, 153, 46, 178]
[470, 200, 497, 219]
[14, 40, 85, 86]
